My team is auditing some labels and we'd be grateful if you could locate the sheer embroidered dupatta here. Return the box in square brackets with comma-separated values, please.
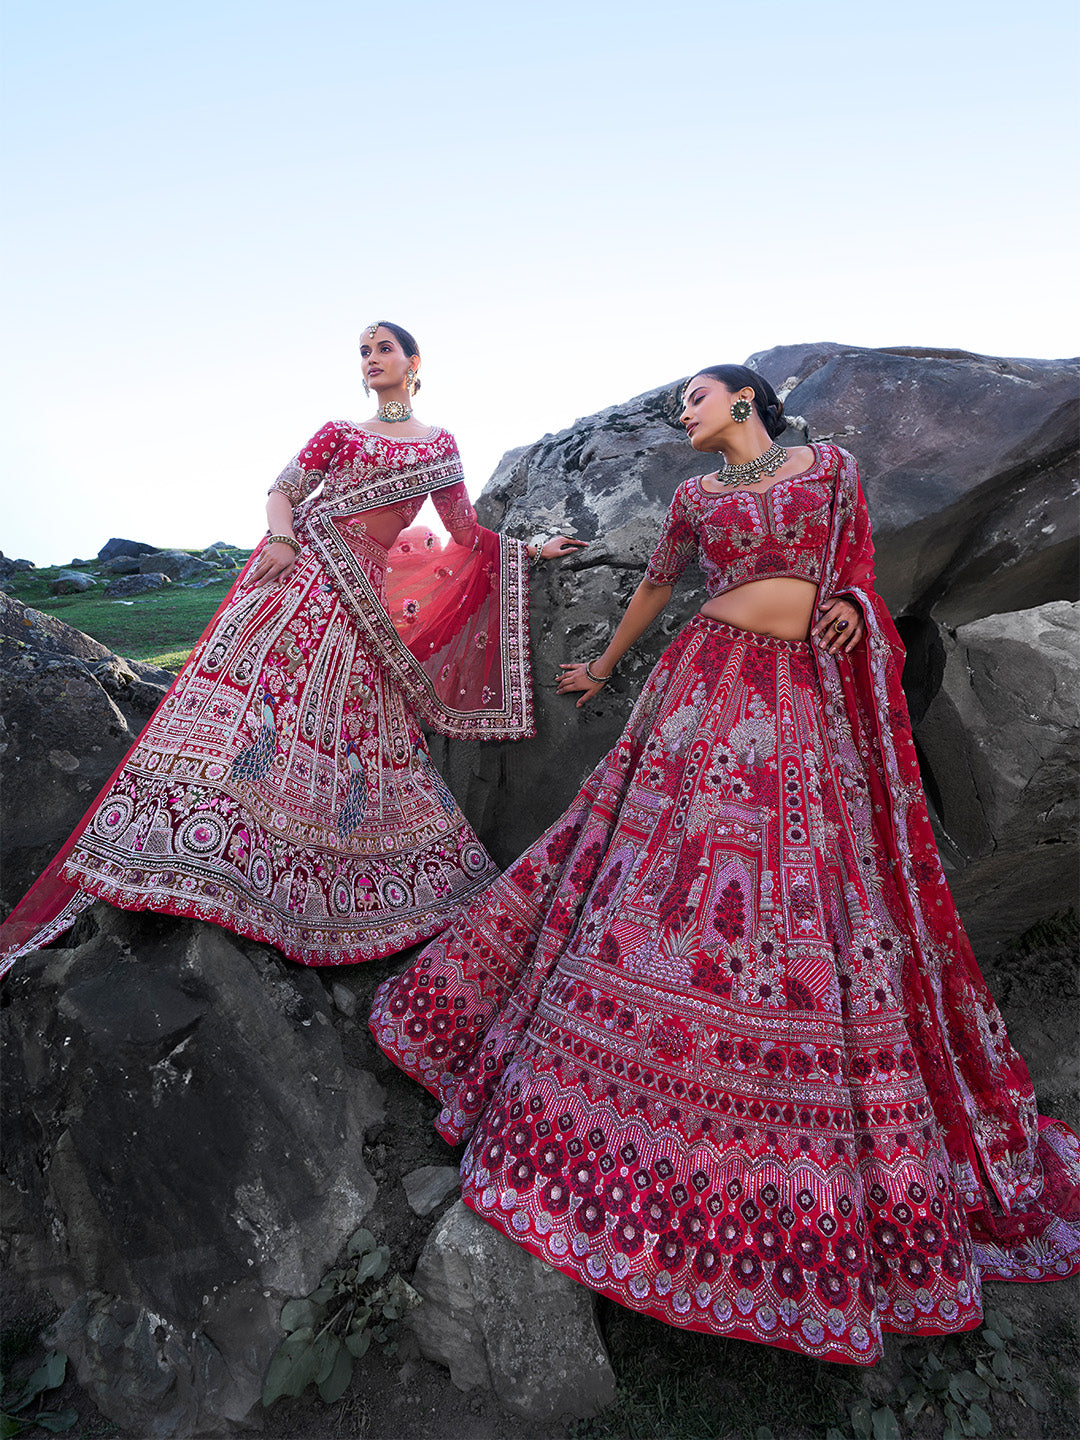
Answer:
[814, 447, 1078, 1267]
[304, 494, 534, 741]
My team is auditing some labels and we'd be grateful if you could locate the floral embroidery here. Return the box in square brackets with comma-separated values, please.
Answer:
[371, 444, 1080, 1363]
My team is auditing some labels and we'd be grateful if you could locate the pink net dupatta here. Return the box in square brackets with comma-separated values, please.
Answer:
[309, 511, 535, 741]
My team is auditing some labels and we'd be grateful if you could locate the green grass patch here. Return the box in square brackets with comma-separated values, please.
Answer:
[5, 555, 251, 669]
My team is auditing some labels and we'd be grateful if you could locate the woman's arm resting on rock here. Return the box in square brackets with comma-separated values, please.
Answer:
[557, 578, 673, 708]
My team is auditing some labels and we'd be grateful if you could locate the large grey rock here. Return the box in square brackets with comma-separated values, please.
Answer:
[0, 594, 172, 912]
[141, 550, 217, 582]
[747, 343, 1078, 623]
[51, 569, 97, 595]
[432, 344, 1078, 957]
[104, 571, 171, 598]
[98, 538, 160, 561]
[100, 554, 142, 575]
[914, 600, 1080, 956]
[411, 1201, 615, 1423]
[1, 907, 386, 1437]
[200, 546, 241, 566]
[0, 553, 35, 577]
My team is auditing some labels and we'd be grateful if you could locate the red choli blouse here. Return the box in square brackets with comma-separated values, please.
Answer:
[645, 442, 839, 597]
[268, 421, 479, 549]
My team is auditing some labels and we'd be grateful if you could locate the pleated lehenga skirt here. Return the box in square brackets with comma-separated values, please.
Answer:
[27, 536, 499, 967]
[370, 614, 1041, 1363]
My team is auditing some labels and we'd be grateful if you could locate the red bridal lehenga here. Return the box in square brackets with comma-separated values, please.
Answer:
[0, 422, 533, 973]
[371, 442, 1080, 1365]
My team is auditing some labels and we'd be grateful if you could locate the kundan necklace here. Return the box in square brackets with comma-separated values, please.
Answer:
[715, 441, 788, 487]
[377, 400, 412, 422]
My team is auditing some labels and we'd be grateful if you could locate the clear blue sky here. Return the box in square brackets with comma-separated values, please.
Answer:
[2, 0, 1076, 564]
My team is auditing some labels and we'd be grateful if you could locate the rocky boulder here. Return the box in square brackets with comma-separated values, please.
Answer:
[431, 344, 1078, 958]
[100, 555, 142, 576]
[50, 570, 97, 595]
[104, 572, 171, 598]
[411, 1201, 616, 1423]
[914, 600, 1079, 956]
[0, 553, 35, 577]
[1, 906, 386, 1437]
[0, 594, 173, 912]
[98, 538, 160, 561]
[747, 344, 1078, 625]
[141, 550, 218, 582]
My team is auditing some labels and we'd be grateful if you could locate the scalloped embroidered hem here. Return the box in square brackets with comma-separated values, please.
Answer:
[460, 1191, 984, 1366]
[64, 871, 492, 967]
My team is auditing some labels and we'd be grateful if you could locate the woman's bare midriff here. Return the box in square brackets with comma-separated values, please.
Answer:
[699, 577, 819, 641]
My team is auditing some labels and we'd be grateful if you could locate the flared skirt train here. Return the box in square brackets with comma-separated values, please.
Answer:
[6, 547, 499, 968]
[371, 616, 1080, 1363]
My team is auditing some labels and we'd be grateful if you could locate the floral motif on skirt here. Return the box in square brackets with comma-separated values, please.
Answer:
[371, 616, 1078, 1363]
[60, 548, 499, 965]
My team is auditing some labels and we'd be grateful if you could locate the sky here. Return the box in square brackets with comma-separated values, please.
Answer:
[2, 0, 1077, 565]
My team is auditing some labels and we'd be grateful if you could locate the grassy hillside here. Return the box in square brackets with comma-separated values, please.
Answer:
[4, 551, 253, 671]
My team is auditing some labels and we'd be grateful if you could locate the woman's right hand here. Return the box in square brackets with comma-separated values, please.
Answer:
[252, 541, 299, 587]
[556, 662, 608, 708]
[540, 535, 588, 561]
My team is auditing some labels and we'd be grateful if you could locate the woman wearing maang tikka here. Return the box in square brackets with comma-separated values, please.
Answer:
[372, 363, 1079, 1365]
[1, 321, 583, 971]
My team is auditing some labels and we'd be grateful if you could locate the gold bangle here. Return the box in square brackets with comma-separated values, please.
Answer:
[585, 660, 612, 684]
[267, 533, 301, 555]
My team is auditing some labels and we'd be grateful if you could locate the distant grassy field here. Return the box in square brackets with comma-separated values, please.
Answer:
[5, 551, 253, 671]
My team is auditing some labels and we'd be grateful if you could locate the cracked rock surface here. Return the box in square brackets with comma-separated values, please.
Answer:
[0, 906, 385, 1437]
[411, 1201, 616, 1422]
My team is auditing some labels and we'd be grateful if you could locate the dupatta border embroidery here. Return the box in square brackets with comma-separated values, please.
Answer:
[304, 494, 535, 741]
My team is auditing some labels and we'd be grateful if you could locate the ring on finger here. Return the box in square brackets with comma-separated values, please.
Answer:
[834, 619, 849, 633]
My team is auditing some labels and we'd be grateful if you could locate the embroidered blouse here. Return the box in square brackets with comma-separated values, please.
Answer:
[645, 442, 839, 597]
[268, 420, 479, 548]
[265, 419, 534, 742]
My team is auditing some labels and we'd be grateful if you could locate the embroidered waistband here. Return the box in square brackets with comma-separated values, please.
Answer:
[689, 611, 811, 653]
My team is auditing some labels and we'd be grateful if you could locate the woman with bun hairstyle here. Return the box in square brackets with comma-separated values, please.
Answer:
[372, 363, 1079, 1364]
[1, 322, 583, 971]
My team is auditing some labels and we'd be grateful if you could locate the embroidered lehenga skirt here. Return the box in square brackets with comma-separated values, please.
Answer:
[371, 615, 1079, 1363]
[47, 535, 500, 966]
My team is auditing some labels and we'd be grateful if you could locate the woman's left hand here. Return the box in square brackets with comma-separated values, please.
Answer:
[540, 536, 588, 560]
[813, 596, 865, 655]
[557, 662, 607, 707]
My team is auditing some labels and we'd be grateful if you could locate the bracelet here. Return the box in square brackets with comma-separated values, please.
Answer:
[267, 533, 301, 555]
[585, 660, 613, 684]
[528, 534, 550, 565]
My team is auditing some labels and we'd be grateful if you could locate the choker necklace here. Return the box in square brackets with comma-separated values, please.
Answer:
[716, 441, 788, 487]
[377, 400, 412, 422]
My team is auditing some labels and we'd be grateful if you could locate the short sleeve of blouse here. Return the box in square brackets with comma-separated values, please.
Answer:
[645, 486, 697, 587]
[268, 421, 344, 504]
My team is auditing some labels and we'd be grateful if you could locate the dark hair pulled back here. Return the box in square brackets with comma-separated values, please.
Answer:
[370, 320, 422, 392]
[691, 364, 785, 439]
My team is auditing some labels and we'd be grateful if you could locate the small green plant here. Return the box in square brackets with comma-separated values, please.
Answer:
[261, 1227, 421, 1408]
[829, 1309, 1051, 1440]
[0, 1350, 77, 1436]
